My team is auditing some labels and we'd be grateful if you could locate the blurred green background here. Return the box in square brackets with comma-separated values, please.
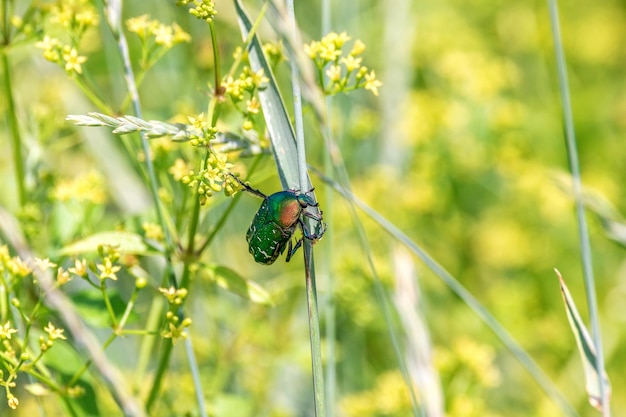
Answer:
[1, 0, 625, 416]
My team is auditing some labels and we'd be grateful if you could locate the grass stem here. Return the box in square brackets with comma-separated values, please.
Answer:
[547, 1, 609, 414]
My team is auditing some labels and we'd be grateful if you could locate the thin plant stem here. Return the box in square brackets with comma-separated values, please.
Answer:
[100, 282, 118, 327]
[145, 338, 174, 411]
[285, 0, 325, 415]
[185, 335, 207, 417]
[547, 1, 608, 415]
[304, 241, 325, 417]
[2, 51, 26, 208]
[209, 21, 221, 97]
[320, 3, 336, 415]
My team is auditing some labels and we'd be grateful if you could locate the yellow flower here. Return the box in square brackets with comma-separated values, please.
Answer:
[44, 322, 67, 340]
[323, 31, 351, 48]
[35, 35, 61, 63]
[51, 171, 107, 204]
[7, 257, 31, 277]
[350, 39, 366, 56]
[172, 23, 191, 43]
[364, 70, 383, 96]
[97, 258, 121, 281]
[169, 158, 191, 181]
[7, 395, 18, 410]
[319, 43, 341, 61]
[126, 14, 152, 38]
[249, 68, 269, 88]
[62, 47, 87, 74]
[68, 258, 88, 277]
[34, 258, 57, 271]
[0, 245, 9, 263]
[153, 23, 174, 47]
[326, 65, 342, 82]
[208, 151, 232, 172]
[75, 9, 99, 28]
[304, 40, 320, 59]
[162, 318, 192, 342]
[159, 286, 188, 305]
[0, 322, 18, 340]
[341, 55, 362, 72]
[142, 222, 164, 241]
[222, 76, 244, 100]
[57, 268, 72, 285]
[246, 97, 260, 114]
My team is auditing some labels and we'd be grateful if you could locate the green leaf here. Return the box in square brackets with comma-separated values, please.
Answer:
[59, 231, 149, 256]
[556, 269, 611, 410]
[206, 264, 273, 305]
[234, 0, 313, 192]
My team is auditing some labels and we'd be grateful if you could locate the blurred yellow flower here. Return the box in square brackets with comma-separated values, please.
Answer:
[364, 71, 383, 96]
[0, 322, 18, 340]
[44, 322, 67, 340]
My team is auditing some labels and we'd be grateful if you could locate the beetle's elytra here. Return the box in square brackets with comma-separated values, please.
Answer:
[231, 175, 326, 265]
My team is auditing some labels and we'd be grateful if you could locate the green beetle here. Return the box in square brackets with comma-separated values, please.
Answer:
[231, 175, 326, 265]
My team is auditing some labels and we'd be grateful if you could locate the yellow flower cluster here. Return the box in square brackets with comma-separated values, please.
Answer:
[0, 247, 80, 410]
[35, 0, 99, 76]
[222, 67, 269, 101]
[159, 286, 192, 342]
[0, 319, 69, 410]
[0, 246, 31, 278]
[35, 36, 88, 75]
[39, 322, 67, 353]
[263, 41, 285, 67]
[186, 113, 217, 147]
[93, 245, 122, 282]
[49, 0, 99, 38]
[177, 0, 217, 23]
[305, 32, 382, 96]
[159, 286, 188, 305]
[340, 371, 413, 417]
[436, 337, 501, 388]
[142, 222, 165, 241]
[180, 150, 240, 204]
[162, 313, 192, 343]
[50, 171, 107, 204]
[222, 67, 269, 131]
[126, 15, 191, 47]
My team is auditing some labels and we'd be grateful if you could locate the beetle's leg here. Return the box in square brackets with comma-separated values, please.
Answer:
[302, 210, 323, 222]
[286, 238, 303, 262]
[228, 173, 267, 199]
[300, 218, 327, 241]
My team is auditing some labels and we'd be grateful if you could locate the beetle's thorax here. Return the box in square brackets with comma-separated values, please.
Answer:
[275, 197, 301, 228]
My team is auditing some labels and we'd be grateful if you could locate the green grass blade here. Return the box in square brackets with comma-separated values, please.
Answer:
[556, 270, 611, 410]
[234, 2, 326, 416]
[547, 1, 609, 414]
[234, 0, 303, 190]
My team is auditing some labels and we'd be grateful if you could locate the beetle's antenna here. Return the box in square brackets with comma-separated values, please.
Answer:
[228, 173, 267, 199]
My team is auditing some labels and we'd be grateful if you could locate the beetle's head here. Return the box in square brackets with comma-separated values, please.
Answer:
[296, 193, 317, 208]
